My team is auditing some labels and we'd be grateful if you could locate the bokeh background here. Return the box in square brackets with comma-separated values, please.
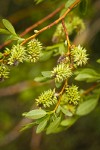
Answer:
[0, 0, 100, 150]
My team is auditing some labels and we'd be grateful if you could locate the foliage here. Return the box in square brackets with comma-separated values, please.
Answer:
[0, 0, 100, 137]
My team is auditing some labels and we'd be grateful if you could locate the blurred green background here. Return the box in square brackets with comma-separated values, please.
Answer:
[0, 0, 100, 150]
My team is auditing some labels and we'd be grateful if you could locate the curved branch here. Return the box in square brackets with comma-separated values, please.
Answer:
[21, 0, 80, 45]
[0, 4, 64, 50]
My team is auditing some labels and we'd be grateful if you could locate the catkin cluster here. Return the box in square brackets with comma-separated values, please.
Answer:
[35, 44, 88, 108]
[71, 45, 88, 67]
[36, 89, 57, 108]
[51, 44, 88, 84]
[0, 39, 42, 80]
[61, 85, 81, 106]
[0, 63, 9, 81]
[51, 63, 72, 83]
[27, 39, 42, 62]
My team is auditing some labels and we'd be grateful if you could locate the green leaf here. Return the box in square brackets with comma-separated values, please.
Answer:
[40, 51, 53, 61]
[35, 0, 45, 4]
[0, 52, 3, 59]
[93, 88, 100, 95]
[59, 44, 66, 55]
[50, 126, 65, 134]
[61, 117, 77, 126]
[36, 115, 49, 124]
[60, 8, 67, 17]
[75, 68, 100, 82]
[0, 28, 10, 34]
[60, 106, 73, 116]
[7, 34, 19, 41]
[56, 106, 61, 114]
[36, 117, 48, 133]
[55, 82, 62, 88]
[46, 116, 61, 134]
[34, 76, 48, 82]
[41, 71, 51, 78]
[76, 95, 99, 116]
[2, 19, 17, 35]
[75, 68, 99, 76]
[97, 59, 100, 63]
[17, 37, 25, 43]
[79, 0, 89, 15]
[23, 109, 47, 119]
[65, 0, 77, 9]
[75, 74, 100, 82]
[20, 122, 36, 132]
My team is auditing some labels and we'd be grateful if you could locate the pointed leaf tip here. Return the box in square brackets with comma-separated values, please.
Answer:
[2, 19, 17, 35]
[24, 109, 47, 119]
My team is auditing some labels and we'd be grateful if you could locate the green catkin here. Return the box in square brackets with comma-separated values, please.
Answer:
[0, 63, 9, 80]
[27, 39, 42, 62]
[36, 89, 57, 108]
[51, 63, 72, 83]
[64, 85, 81, 105]
[8, 44, 26, 65]
[71, 45, 88, 67]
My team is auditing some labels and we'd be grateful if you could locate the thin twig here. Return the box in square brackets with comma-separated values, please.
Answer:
[81, 83, 99, 96]
[20, 4, 65, 37]
[61, 19, 71, 52]
[21, 0, 80, 46]
[54, 80, 67, 112]
[61, 19, 72, 65]
[0, 82, 99, 147]
[0, 4, 64, 50]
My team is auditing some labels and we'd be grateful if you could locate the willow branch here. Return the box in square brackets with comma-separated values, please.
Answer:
[21, 0, 80, 46]
[61, 19, 71, 52]
[54, 80, 68, 112]
[81, 83, 99, 96]
[0, 4, 64, 50]
[20, 4, 64, 37]
[0, 82, 99, 147]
